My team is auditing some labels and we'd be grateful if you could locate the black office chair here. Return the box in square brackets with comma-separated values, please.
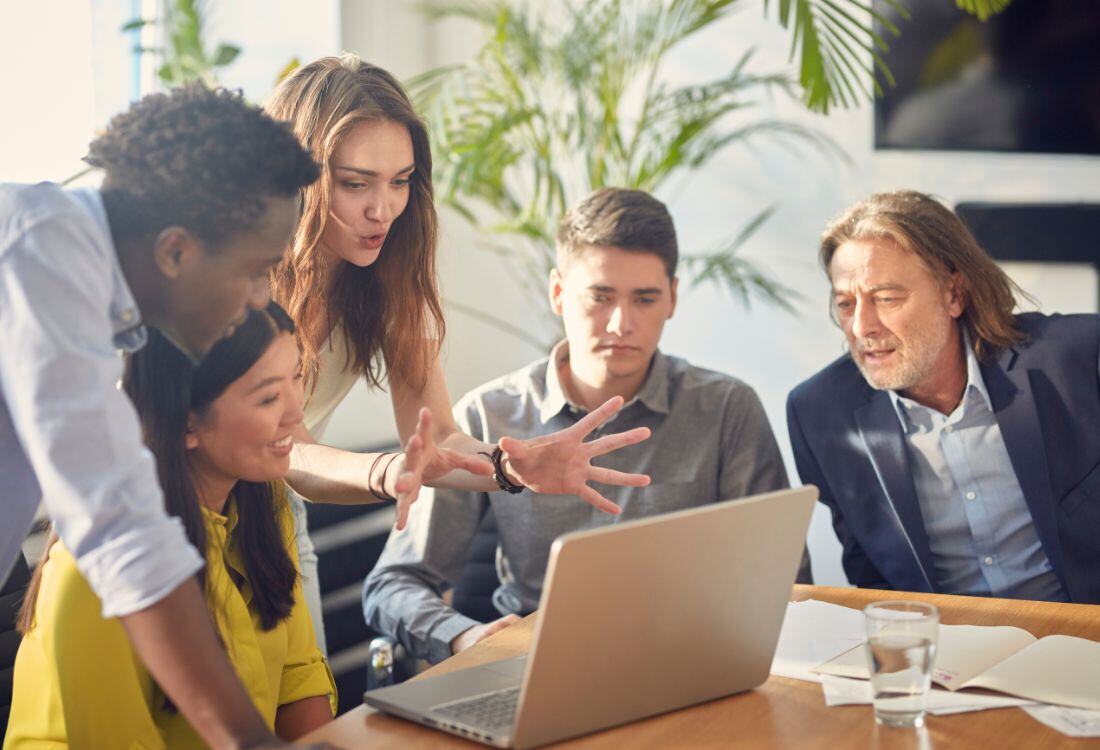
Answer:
[1, 555, 32, 738]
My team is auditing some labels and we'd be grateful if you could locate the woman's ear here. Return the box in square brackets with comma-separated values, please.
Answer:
[184, 412, 200, 450]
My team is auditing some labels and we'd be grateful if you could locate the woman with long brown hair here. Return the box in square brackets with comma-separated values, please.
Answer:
[264, 55, 653, 644]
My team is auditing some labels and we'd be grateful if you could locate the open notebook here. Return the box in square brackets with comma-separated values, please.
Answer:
[815, 624, 1100, 711]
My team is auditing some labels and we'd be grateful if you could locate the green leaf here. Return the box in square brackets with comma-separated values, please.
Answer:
[212, 43, 240, 67]
[121, 17, 153, 32]
[275, 57, 301, 85]
[955, 0, 1013, 22]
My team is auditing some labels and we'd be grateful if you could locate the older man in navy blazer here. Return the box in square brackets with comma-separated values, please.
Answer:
[788, 190, 1100, 603]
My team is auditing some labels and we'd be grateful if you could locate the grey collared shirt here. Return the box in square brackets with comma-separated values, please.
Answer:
[363, 343, 805, 663]
[889, 339, 1066, 601]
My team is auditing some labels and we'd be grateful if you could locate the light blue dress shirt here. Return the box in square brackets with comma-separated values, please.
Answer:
[889, 337, 1067, 601]
[0, 182, 202, 616]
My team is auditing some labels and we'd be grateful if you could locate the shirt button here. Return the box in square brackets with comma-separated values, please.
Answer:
[120, 310, 135, 323]
[983, 556, 995, 566]
[944, 424, 954, 434]
[965, 491, 976, 501]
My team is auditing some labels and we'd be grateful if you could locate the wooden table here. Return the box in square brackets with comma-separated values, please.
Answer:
[303, 585, 1100, 748]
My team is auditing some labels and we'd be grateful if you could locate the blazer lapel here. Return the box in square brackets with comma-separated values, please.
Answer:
[854, 392, 937, 592]
[980, 349, 1066, 582]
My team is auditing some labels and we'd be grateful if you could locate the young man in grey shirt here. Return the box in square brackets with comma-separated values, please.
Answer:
[363, 187, 811, 664]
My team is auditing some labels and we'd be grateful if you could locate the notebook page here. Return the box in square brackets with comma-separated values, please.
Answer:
[962, 635, 1100, 710]
[813, 623, 1035, 689]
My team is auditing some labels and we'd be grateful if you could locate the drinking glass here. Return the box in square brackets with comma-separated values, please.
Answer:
[863, 600, 939, 728]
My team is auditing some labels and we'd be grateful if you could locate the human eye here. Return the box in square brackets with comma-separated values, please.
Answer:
[259, 392, 280, 406]
[834, 297, 854, 312]
[341, 180, 367, 190]
[392, 177, 411, 188]
[637, 296, 658, 306]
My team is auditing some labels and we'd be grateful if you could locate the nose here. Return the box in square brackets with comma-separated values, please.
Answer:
[363, 187, 398, 225]
[282, 381, 305, 428]
[850, 297, 881, 340]
[247, 275, 271, 311]
[607, 303, 635, 336]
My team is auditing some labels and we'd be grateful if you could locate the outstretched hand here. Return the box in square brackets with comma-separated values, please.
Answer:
[387, 407, 494, 529]
[498, 396, 651, 514]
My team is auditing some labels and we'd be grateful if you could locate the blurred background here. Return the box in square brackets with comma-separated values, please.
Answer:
[3, 0, 1098, 714]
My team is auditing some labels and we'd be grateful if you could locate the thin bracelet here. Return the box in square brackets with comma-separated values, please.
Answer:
[378, 452, 400, 501]
[368, 452, 391, 500]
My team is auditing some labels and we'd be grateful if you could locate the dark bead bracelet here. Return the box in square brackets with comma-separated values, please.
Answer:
[478, 445, 526, 494]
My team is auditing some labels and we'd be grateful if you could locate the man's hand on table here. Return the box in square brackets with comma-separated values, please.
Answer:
[451, 615, 523, 655]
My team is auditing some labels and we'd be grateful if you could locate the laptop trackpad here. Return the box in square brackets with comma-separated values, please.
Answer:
[481, 655, 528, 678]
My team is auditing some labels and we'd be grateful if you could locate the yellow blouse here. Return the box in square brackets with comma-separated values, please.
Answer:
[4, 487, 336, 749]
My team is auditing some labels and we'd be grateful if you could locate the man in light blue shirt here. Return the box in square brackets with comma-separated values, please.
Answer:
[0, 85, 329, 748]
[888, 332, 1065, 601]
[788, 190, 1100, 603]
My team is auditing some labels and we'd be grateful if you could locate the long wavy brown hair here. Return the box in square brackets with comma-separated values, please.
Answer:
[820, 190, 1032, 361]
[265, 54, 444, 393]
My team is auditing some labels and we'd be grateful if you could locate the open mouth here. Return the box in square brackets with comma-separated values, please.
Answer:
[269, 434, 294, 449]
[861, 349, 896, 363]
[359, 232, 387, 250]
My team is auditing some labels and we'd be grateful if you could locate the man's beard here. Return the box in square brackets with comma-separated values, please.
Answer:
[852, 327, 947, 392]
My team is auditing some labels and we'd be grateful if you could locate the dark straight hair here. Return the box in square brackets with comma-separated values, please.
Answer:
[19, 302, 299, 634]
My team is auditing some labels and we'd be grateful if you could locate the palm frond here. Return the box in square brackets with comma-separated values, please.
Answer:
[763, 0, 910, 113]
[415, 0, 846, 336]
[955, 0, 1013, 22]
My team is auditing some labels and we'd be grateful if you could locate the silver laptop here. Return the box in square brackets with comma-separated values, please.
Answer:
[363, 486, 817, 749]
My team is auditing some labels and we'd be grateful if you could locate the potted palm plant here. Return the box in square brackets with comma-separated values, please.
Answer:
[411, 0, 1012, 343]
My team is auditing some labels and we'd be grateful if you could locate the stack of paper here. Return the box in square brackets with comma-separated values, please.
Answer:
[768, 598, 1100, 736]
[814, 624, 1100, 711]
[770, 599, 866, 682]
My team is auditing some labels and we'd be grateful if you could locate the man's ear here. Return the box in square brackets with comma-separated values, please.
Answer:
[184, 412, 201, 451]
[548, 267, 566, 317]
[668, 276, 679, 319]
[152, 227, 203, 280]
[946, 272, 965, 319]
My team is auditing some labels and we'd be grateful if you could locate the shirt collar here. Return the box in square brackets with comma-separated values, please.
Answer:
[201, 496, 239, 536]
[70, 188, 147, 352]
[537, 340, 670, 424]
[889, 329, 991, 426]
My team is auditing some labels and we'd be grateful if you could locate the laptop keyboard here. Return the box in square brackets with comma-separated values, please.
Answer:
[432, 686, 520, 730]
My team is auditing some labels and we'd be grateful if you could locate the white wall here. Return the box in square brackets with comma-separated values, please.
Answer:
[338, 3, 1100, 585]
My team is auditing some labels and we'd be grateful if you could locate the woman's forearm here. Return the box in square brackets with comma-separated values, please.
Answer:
[286, 440, 396, 505]
[429, 429, 508, 493]
[274, 696, 333, 741]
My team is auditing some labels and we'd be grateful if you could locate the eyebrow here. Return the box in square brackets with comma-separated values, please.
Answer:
[247, 375, 284, 394]
[833, 283, 907, 295]
[586, 284, 664, 295]
[334, 164, 416, 178]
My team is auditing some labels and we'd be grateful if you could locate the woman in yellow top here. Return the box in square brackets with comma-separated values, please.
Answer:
[6, 303, 336, 749]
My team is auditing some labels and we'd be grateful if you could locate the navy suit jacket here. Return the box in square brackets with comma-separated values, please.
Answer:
[787, 313, 1100, 603]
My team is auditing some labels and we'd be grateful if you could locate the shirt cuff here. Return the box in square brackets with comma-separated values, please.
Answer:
[281, 658, 338, 716]
[428, 612, 482, 665]
[74, 518, 204, 619]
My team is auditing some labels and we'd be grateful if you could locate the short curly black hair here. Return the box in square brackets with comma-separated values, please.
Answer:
[87, 83, 319, 247]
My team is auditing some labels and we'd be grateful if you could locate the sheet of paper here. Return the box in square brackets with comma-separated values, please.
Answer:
[813, 623, 1036, 689]
[770, 600, 865, 682]
[1022, 705, 1100, 737]
[964, 635, 1100, 710]
[819, 675, 1036, 714]
[931, 624, 1034, 689]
